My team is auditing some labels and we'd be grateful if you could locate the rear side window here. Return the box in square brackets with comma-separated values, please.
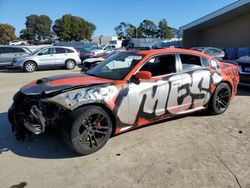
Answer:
[0, 47, 13, 53]
[140, 54, 176, 77]
[180, 54, 202, 71]
[66, 49, 74, 53]
[13, 48, 25, 53]
[55, 48, 66, 54]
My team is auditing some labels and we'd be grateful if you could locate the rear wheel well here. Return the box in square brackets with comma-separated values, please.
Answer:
[221, 81, 232, 95]
[65, 59, 76, 64]
[73, 103, 116, 136]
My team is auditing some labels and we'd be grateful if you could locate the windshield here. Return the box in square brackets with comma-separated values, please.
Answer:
[87, 52, 144, 80]
[87, 46, 98, 51]
[96, 45, 105, 50]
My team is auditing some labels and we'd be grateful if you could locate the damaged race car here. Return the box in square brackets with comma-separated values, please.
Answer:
[8, 48, 239, 155]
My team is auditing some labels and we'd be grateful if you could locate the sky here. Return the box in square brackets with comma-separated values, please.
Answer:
[0, 0, 237, 37]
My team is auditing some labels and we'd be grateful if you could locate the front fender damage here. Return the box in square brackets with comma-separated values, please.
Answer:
[8, 85, 119, 141]
[44, 85, 118, 110]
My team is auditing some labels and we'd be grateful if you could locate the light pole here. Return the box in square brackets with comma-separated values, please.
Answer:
[99, 35, 103, 45]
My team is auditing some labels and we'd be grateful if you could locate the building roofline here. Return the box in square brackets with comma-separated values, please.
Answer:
[179, 0, 250, 34]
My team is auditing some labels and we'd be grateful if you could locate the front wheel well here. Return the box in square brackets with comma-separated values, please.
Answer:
[73, 103, 117, 136]
[23, 60, 37, 67]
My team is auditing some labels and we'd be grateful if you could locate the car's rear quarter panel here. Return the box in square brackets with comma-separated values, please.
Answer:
[219, 62, 239, 98]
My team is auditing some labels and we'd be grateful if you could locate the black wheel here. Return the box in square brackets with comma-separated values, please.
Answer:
[209, 83, 231, 115]
[62, 106, 113, 155]
[65, 59, 76, 70]
[23, 61, 37, 72]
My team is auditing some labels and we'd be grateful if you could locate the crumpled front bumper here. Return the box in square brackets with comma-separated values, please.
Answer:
[8, 103, 46, 137]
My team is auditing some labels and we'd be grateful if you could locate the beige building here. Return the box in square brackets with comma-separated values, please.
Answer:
[179, 0, 250, 48]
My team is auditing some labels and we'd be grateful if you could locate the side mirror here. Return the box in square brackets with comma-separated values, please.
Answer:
[135, 71, 152, 80]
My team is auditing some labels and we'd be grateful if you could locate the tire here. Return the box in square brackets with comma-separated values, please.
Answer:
[209, 83, 231, 115]
[65, 59, 76, 70]
[23, 61, 37, 72]
[62, 106, 113, 155]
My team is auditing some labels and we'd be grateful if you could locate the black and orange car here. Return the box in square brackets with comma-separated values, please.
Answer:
[8, 48, 239, 155]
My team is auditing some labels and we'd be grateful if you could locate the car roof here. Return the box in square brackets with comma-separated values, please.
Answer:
[0, 45, 27, 48]
[135, 48, 212, 59]
[40, 46, 76, 50]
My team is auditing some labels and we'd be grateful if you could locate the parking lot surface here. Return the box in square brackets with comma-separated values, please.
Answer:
[0, 68, 250, 188]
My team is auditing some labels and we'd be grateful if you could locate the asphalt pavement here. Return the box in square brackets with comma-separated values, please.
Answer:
[0, 68, 250, 188]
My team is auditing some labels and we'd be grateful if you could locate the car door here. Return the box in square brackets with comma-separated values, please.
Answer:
[36, 47, 56, 67]
[54, 47, 67, 66]
[126, 53, 183, 125]
[178, 53, 212, 112]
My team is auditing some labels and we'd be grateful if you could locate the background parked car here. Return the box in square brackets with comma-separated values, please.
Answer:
[53, 41, 98, 62]
[12, 46, 81, 72]
[0, 45, 31, 68]
[75, 48, 94, 62]
[236, 55, 250, 85]
[191, 47, 225, 60]
[122, 38, 162, 49]
[91, 44, 117, 56]
[9, 40, 27, 46]
[82, 50, 124, 71]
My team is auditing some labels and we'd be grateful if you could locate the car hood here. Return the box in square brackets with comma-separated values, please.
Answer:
[20, 73, 114, 96]
[92, 49, 104, 54]
[236, 56, 250, 64]
[83, 57, 105, 63]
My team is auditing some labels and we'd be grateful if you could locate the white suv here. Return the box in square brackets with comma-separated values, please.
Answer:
[12, 46, 81, 72]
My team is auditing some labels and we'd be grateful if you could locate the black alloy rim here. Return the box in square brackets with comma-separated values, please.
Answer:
[77, 112, 110, 149]
[215, 87, 230, 111]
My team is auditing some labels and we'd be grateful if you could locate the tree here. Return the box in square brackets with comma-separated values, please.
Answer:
[157, 19, 173, 40]
[138, 20, 158, 38]
[0, 24, 16, 44]
[115, 22, 137, 39]
[20, 15, 52, 41]
[53, 14, 96, 42]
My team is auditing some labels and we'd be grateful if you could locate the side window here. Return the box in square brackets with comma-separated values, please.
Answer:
[38, 48, 55, 55]
[201, 57, 210, 67]
[66, 49, 74, 53]
[13, 48, 25, 53]
[55, 48, 66, 54]
[2, 47, 13, 53]
[140, 54, 176, 77]
[48, 48, 55, 54]
[180, 54, 202, 71]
